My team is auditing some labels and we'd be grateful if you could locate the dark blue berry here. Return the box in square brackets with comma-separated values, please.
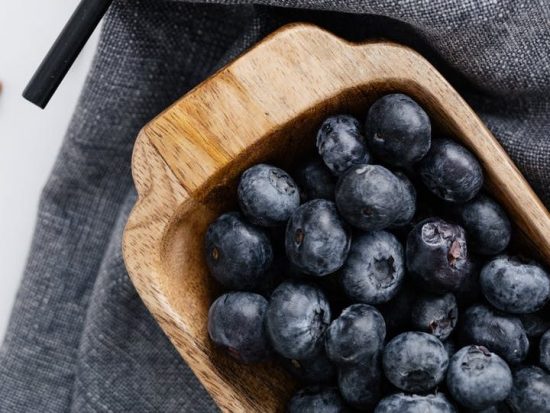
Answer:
[340, 231, 405, 305]
[365, 93, 431, 167]
[338, 362, 382, 410]
[207, 292, 271, 363]
[446, 345, 512, 410]
[238, 164, 300, 226]
[316, 115, 370, 175]
[285, 199, 351, 276]
[281, 345, 336, 385]
[391, 171, 417, 227]
[205, 212, 273, 290]
[411, 292, 458, 340]
[406, 217, 469, 293]
[335, 164, 405, 231]
[454, 194, 511, 255]
[419, 138, 483, 203]
[287, 386, 350, 413]
[294, 158, 336, 202]
[480, 256, 550, 314]
[266, 280, 331, 359]
[374, 393, 457, 413]
[325, 304, 386, 365]
[382, 331, 448, 392]
[540, 329, 550, 372]
[459, 304, 529, 365]
[506, 366, 550, 413]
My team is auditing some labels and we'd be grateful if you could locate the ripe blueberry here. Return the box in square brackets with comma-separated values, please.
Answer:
[446, 345, 512, 410]
[287, 386, 350, 413]
[316, 115, 370, 175]
[411, 292, 458, 340]
[453, 194, 511, 255]
[406, 217, 469, 293]
[365, 93, 431, 167]
[506, 366, 550, 413]
[382, 331, 448, 392]
[335, 164, 405, 231]
[207, 292, 271, 363]
[480, 256, 550, 314]
[459, 304, 529, 365]
[266, 280, 331, 359]
[238, 164, 300, 226]
[325, 304, 386, 366]
[419, 138, 483, 203]
[374, 393, 457, 413]
[340, 231, 405, 305]
[205, 212, 273, 290]
[294, 158, 336, 202]
[285, 199, 351, 276]
[391, 171, 417, 228]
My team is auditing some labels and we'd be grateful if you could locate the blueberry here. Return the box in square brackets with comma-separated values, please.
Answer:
[365, 93, 431, 167]
[205, 212, 273, 290]
[285, 199, 351, 276]
[266, 280, 331, 359]
[419, 138, 483, 203]
[281, 345, 336, 385]
[207, 292, 271, 363]
[480, 256, 550, 314]
[316, 115, 370, 175]
[325, 304, 386, 365]
[382, 331, 449, 392]
[519, 312, 550, 339]
[294, 158, 336, 202]
[391, 171, 417, 228]
[406, 217, 469, 293]
[335, 164, 405, 231]
[338, 362, 382, 410]
[378, 284, 415, 338]
[506, 366, 550, 413]
[454, 194, 511, 255]
[411, 292, 458, 340]
[446, 345, 512, 410]
[460, 304, 529, 365]
[540, 329, 550, 372]
[287, 386, 350, 413]
[374, 393, 457, 413]
[238, 164, 300, 226]
[340, 231, 405, 305]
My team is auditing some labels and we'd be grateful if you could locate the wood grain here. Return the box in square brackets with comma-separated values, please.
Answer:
[123, 23, 550, 413]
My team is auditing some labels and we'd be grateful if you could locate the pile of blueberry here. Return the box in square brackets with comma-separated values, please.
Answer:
[205, 93, 550, 412]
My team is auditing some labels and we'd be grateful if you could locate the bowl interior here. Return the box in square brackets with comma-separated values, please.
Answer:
[153, 82, 531, 408]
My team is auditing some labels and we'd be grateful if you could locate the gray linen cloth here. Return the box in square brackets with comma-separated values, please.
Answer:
[1, 0, 549, 411]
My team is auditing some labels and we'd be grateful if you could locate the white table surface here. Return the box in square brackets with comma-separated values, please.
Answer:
[0, 0, 99, 340]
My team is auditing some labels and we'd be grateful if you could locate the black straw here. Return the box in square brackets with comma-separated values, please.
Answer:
[23, 0, 114, 109]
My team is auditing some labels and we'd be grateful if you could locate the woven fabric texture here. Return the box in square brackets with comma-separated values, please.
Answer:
[1, 0, 549, 411]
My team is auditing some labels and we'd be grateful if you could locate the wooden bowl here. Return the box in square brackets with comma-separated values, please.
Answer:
[122, 23, 550, 413]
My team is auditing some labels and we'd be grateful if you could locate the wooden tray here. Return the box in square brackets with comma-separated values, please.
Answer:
[122, 23, 550, 413]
